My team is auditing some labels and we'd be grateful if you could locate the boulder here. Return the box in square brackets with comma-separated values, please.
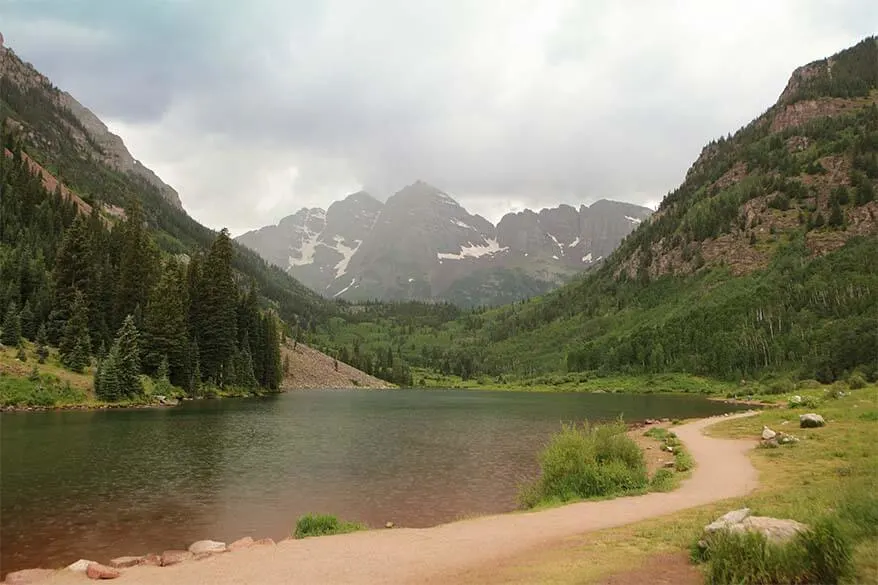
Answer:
[85, 563, 120, 580]
[4, 569, 56, 584]
[188, 540, 227, 555]
[789, 395, 803, 405]
[109, 556, 144, 568]
[160, 550, 192, 566]
[703, 509, 808, 546]
[66, 559, 95, 573]
[777, 432, 799, 445]
[732, 516, 808, 544]
[228, 536, 255, 551]
[385, 521, 395, 529]
[800, 413, 826, 428]
[704, 508, 751, 535]
[141, 553, 162, 566]
[761, 426, 777, 440]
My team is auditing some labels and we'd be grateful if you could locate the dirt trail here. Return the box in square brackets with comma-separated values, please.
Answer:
[40, 412, 758, 585]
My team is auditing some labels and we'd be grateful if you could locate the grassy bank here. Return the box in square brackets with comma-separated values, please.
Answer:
[468, 384, 878, 584]
[293, 514, 366, 539]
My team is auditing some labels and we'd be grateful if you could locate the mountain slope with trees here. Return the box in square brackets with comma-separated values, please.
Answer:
[313, 37, 878, 387]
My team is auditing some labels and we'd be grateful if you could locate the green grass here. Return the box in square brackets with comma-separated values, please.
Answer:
[520, 419, 648, 508]
[696, 515, 856, 585]
[293, 514, 366, 539]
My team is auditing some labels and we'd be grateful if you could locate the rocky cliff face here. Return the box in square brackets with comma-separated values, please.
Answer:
[238, 181, 652, 305]
[0, 43, 182, 209]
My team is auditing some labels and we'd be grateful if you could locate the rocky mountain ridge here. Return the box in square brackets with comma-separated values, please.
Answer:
[237, 181, 651, 305]
[0, 40, 182, 209]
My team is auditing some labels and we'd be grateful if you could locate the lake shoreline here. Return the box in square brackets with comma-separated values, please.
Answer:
[5, 411, 762, 585]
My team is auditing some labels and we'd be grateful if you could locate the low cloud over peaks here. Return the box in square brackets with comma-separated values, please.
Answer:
[3, 0, 876, 234]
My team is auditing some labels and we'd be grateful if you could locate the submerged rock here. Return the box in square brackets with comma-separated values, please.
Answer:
[254, 537, 276, 546]
[799, 413, 826, 428]
[86, 563, 120, 579]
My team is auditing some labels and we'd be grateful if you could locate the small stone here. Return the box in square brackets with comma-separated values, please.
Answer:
[663, 461, 676, 468]
[4, 569, 56, 584]
[160, 550, 192, 566]
[255, 537, 276, 546]
[188, 540, 227, 555]
[109, 556, 144, 568]
[385, 521, 394, 529]
[142, 553, 162, 566]
[228, 536, 255, 551]
[761, 426, 777, 440]
[789, 395, 802, 404]
[800, 413, 826, 428]
[86, 563, 120, 580]
[67, 559, 95, 573]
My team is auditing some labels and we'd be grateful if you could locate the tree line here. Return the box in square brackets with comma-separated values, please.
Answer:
[0, 142, 282, 400]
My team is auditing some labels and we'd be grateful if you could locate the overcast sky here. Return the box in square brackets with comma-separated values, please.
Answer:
[2, 1, 876, 235]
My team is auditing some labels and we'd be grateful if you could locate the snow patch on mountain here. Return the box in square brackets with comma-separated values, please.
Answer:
[568, 237, 580, 248]
[437, 238, 508, 261]
[333, 238, 362, 278]
[334, 278, 357, 298]
[582, 252, 593, 262]
[625, 215, 642, 224]
[289, 231, 320, 267]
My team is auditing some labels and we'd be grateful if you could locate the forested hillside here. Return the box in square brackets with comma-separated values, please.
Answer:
[0, 142, 283, 404]
[313, 38, 878, 386]
[0, 43, 331, 330]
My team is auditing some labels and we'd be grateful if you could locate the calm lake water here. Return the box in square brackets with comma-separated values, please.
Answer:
[0, 389, 749, 574]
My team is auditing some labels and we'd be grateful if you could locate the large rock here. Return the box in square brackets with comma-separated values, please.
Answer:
[732, 516, 808, 544]
[85, 563, 120, 580]
[4, 569, 55, 584]
[704, 508, 751, 534]
[160, 550, 192, 566]
[66, 559, 96, 573]
[188, 540, 227, 555]
[799, 413, 826, 428]
[703, 509, 808, 546]
[761, 426, 777, 440]
[109, 556, 145, 568]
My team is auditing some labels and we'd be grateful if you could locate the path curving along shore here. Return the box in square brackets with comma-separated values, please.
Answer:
[37, 412, 759, 585]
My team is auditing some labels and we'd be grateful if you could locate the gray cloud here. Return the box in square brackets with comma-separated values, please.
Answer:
[2, 0, 876, 234]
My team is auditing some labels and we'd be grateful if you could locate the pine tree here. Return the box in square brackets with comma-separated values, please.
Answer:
[188, 341, 202, 397]
[96, 347, 121, 401]
[114, 315, 143, 398]
[35, 324, 49, 364]
[143, 261, 188, 385]
[194, 229, 238, 385]
[1, 301, 21, 346]
[59, 292, 91, 372]
[19, 301, 36, 340]
[114, 202, 158, 328]
[51, 216, 94, 343]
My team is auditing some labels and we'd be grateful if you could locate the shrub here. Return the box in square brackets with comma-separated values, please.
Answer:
[675, 449, 695, 472]
[520, 420, 648, 508]
[846, 373, 867, 390]
[293, 514, 364, 539]
[796, 379, 822, 390]
[649, 468, 675, 492]
[766, 378, 796, 395]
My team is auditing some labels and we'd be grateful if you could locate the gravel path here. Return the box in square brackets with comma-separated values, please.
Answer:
[39, 412, 758, 585]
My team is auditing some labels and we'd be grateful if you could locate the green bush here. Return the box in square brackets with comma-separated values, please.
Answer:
[796, 379, 822, 390]
[293, 514, 365, 539]
[766, 378, 796, 395]
[697, 519, 854, 585]
[674, 449, 695, 472]
[520, 420, 648, 508]
[649, 468, 675, 492]
[846, 373, 867, 390]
